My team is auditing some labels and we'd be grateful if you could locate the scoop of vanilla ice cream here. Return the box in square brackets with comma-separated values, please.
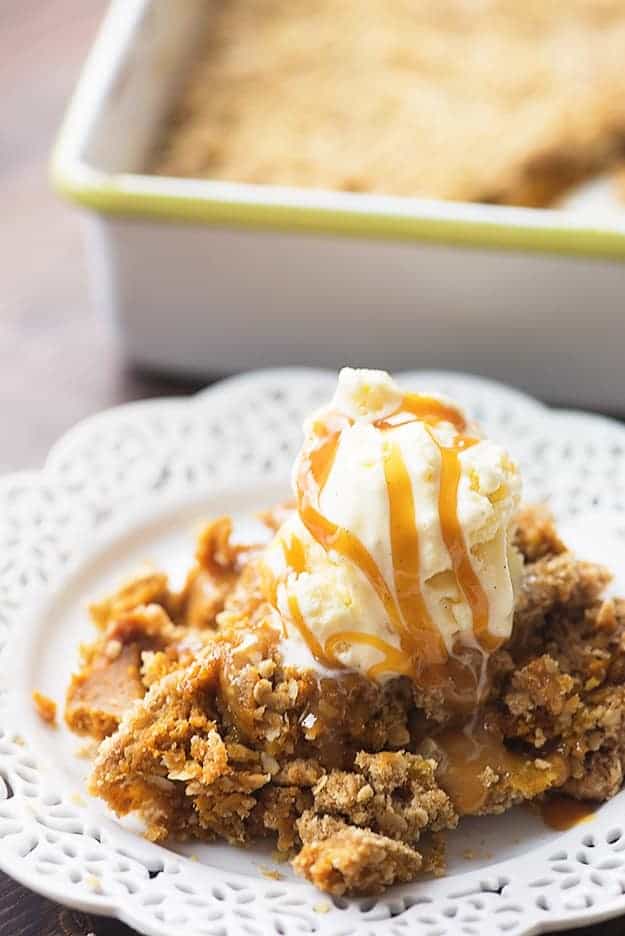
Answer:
[266, 368, 522, 681]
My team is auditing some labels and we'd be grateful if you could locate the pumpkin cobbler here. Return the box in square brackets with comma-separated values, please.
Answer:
[152, 1, 625, 206]
[65, 370, 625, 895]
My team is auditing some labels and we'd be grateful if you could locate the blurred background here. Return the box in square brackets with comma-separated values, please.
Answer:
[1, 0, 204, 476]
[4, 0, 625, 480]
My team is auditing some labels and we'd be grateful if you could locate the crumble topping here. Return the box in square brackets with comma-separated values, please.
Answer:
[152, 1, 625, 207]
[64, 506, 625, 894]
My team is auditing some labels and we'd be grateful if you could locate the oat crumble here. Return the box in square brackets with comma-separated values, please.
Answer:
[61, 506, 625, 894]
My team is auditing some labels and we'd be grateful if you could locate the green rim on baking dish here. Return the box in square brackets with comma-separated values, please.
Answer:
[49, 0, 625, 263]
[50, 156, 625, 261]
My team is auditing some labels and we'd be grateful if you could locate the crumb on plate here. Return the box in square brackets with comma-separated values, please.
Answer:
[32, 690, 57, 726]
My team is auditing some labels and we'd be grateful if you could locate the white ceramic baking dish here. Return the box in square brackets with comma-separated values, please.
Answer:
[52, 0, 625, 409]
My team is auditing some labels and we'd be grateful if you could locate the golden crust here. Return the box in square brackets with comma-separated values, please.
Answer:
[152, 1, 625, 207]
[293, 823, 423, 896]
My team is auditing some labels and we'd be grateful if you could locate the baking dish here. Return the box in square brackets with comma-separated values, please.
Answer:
[52, 0, 625, 410]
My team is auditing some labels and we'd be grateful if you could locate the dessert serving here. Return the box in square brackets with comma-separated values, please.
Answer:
[153, 1, 625, 207]
[64, 369, 625, 896]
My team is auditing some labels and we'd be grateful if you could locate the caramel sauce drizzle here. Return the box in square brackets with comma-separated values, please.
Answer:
[278, 391, 499, 680]
[281, 530, 410, 674]
[286, 593, 328, 665]
[434, 435, 497, 651]
[380, 392, 468, 434]
[325, 630, 414, 677]
[281, 534, 307, 575]
[540, 795, 595, 831]
[295, 422, 408, 677]
[432, 726, 568, 815]
[381, 439, 446, 674]
[280, 534, 339, 667]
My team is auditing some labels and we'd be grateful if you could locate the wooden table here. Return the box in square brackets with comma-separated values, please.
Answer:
[1, 2, 623, 933]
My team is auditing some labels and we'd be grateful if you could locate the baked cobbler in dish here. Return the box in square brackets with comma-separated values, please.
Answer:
[153, 1, 625, 207]
[64, 370, 625, 895]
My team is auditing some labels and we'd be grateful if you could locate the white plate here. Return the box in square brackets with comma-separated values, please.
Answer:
[2, 368, 625, 936]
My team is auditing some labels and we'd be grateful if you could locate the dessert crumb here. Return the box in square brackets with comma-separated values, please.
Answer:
[463, 846, 492, 861]
[260, 865, 283, 881]
[75, 741, 100, 760]
[271, 850, 289, 864]
[32, 690, 57, 726]
[314, 901, 330, 914]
